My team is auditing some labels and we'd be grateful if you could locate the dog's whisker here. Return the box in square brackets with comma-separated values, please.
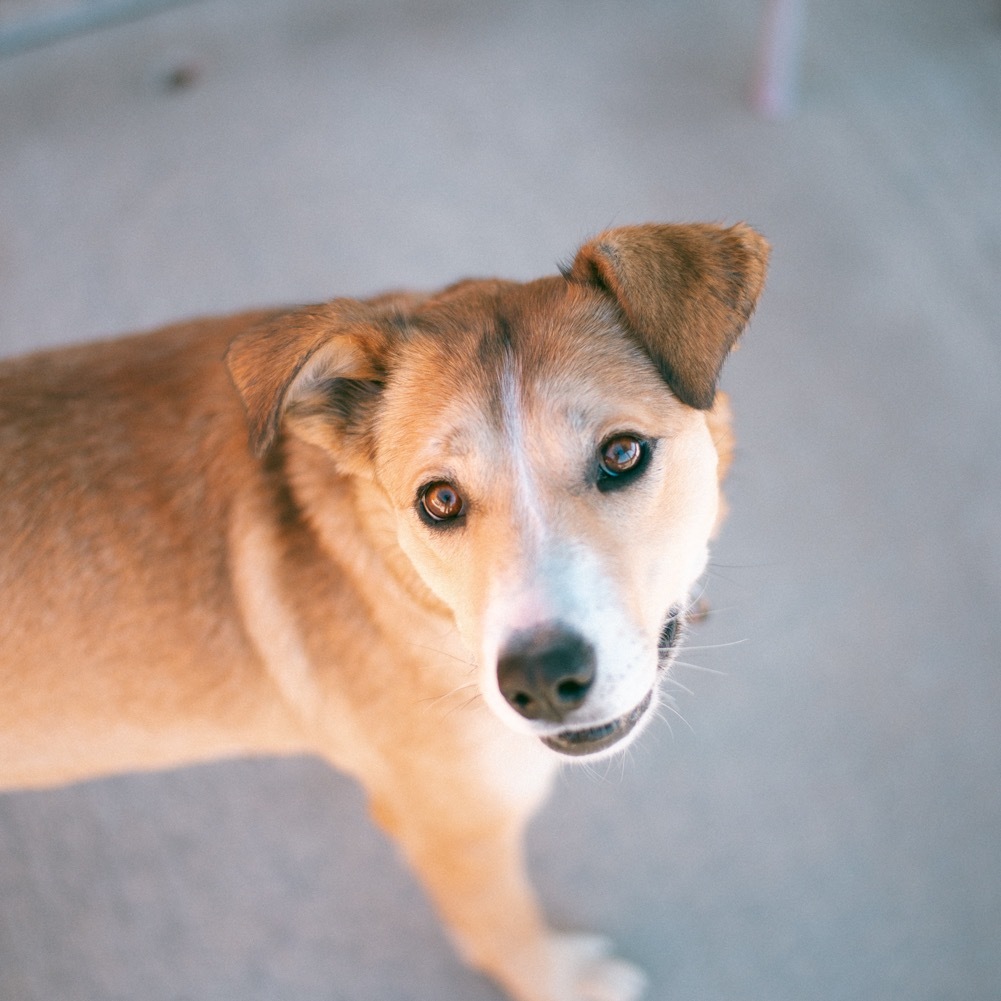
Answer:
[675, 637, 749, 653]
[404, 640, 478, 670]
[671, 662, 728, 680]
[653, 707, 675, 740]
[654, 700, 694, 736]
[707, 558, 783, 571]
[660, 676, 695, 697]
[619, 739, 641, 781]
[580, 755, 618, 784]
[430, 691, 483, 721]
[667, 654, 733, 676]
[660, 704, 694, 733]
[685, 579, 711, 608]
[440, 692, 484, 721]
[418, 681, 479, 712]
[687, 597, 740, 615]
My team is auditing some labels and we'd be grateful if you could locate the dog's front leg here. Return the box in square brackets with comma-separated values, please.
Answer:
[367, 769, 647, 1001]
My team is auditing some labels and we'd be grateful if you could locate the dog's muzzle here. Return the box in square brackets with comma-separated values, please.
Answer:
[496, 610, 683, 757]
[497, 623, 646, 757]
[526, 607, 684, 757]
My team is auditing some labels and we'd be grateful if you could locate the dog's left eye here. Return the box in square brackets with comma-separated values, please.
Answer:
[418, 481, 466, 525]
[597, 435, 649, 491]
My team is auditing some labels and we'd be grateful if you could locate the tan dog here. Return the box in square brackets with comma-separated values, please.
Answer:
[0, 223, 768, 1001]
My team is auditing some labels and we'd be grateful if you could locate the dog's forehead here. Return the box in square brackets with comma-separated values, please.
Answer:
[374, 276, 678, 486]
[400, 277, 663, 406]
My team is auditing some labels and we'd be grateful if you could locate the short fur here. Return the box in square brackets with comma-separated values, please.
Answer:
[0, 223, 768, 1001]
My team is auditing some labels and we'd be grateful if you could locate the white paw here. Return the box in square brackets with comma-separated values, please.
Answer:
[551, 933, 648, 1001]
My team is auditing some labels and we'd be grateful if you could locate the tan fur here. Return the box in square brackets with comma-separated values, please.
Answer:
[0, 223, 767, 1001]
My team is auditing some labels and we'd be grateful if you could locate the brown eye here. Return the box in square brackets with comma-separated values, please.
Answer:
[420, 481, 465, 523]
[597, 435, 650, 493]
[600, 435, 643, 475]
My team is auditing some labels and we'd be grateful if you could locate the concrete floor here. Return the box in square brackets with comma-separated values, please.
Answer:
[1, 1, 999, 999]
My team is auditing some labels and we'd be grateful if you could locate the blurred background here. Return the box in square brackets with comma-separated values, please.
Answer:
[1, 1, 999, 999]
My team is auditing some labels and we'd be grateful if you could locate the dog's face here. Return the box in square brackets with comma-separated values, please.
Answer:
[373, 280, 719, 755]
[227, 224, 768, 758]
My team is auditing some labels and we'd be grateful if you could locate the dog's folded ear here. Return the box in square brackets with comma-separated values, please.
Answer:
[568, 223, 769, 410]
[225, 300, 393, 459]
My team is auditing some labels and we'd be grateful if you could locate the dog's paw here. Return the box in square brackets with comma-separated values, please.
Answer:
[551, 933, 648, 1001]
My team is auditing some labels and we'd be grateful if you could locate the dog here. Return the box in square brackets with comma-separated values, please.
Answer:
[0, 223, 768, 1001]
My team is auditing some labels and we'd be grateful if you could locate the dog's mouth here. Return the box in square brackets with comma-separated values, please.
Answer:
[541, 688, 653, 757]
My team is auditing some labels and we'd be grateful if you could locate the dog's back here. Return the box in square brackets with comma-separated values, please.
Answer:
[0, 314, 308, 787]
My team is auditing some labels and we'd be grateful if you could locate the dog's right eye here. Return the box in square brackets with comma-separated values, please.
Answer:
[418, 481, 466, 525]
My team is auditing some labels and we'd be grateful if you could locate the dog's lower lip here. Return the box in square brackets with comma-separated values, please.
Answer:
[542, 690, 653, 757]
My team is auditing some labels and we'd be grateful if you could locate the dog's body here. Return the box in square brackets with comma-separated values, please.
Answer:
[0, 224, 767, 1001]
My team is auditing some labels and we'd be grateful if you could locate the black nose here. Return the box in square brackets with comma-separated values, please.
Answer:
[497, 626, 596, 723]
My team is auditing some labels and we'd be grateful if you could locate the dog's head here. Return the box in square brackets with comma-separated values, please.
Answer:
[227, 223, 768, 758]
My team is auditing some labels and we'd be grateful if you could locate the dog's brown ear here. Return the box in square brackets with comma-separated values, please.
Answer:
[568, 223, 769, 409]
[225, 300, 392, 458]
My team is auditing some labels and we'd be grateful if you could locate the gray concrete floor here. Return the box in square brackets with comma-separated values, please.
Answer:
[1, 1, 1000, 999]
